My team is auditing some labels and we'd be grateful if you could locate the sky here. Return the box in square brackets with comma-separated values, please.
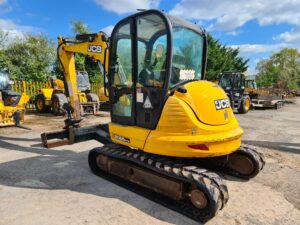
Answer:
[0, 0, 300, 74]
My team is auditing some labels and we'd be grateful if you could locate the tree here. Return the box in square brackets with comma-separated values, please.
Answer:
[70, 20, 90, 71]
[71, 20, 90, 35]
[0, 32, 56, 81]
[0, 30, 9, 49]
[206, 34, 248, 81]
[256, 48, 300, 89]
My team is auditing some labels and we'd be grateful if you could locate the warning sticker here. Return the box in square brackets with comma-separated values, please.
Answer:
[143, 96, 153, 109]
[136, 92, 143, 103]
[179, 69, 195, 80]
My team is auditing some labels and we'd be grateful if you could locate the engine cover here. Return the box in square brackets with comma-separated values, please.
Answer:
[174, 81, 233, 125]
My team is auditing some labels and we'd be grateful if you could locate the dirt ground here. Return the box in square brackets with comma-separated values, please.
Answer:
[0, 99, 299, 225]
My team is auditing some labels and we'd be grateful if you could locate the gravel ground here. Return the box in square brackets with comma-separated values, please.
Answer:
[0, 99, 299, 225]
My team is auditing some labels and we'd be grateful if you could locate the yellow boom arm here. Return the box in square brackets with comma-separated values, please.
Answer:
[57, 32, 109, 120]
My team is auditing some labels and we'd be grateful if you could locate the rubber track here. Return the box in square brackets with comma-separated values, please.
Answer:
[205, 144, 266, 179]
[89, 143, 229, 223]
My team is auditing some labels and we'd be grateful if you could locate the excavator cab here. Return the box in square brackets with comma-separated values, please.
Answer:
[76, 71, 91, 92]
[109, 10, 206, 129]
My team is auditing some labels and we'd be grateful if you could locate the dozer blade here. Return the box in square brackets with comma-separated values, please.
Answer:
[41, 124, 111, 148]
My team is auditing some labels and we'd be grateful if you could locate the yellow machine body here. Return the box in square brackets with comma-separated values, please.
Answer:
[39, 88, 54, 105]
[109, 81, 243, 158]
[36, 76, 99, 116]
[38, 84, 89, 105]
[0, 91, 29, 127]
[99, 87, 109, 102]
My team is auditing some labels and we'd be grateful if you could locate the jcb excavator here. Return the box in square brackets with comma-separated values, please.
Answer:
[41, 10, 265, 222]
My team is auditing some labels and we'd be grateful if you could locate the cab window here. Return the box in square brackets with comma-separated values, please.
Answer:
[137, 14, 167, 88]
[170, 27, 204, 88]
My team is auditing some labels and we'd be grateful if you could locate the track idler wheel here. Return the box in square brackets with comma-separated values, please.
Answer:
[227, 153, 255, 177]
[217, 144, 265, 179]
[197, 144, 265, 179]
[190, 188, 208, 209]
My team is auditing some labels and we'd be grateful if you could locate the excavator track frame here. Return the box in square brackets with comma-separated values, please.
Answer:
[88, 143, 229, 223]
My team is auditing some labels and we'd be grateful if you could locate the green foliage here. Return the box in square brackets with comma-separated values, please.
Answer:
[71, 20, 90, 35]
[256, 48, 300, 89]
[206, 33, 248, 81]
[0, 32, 56, 81]
[71, 20, 103, 84]
[70, 20, 89, 73]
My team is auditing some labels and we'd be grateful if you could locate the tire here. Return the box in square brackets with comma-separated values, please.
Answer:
[35, 94, 50, 113]
[275, 101, 283, 109]
[86, 93, 100, 110]
[51, 93, 68, 116]
[238, 95, 251, 114]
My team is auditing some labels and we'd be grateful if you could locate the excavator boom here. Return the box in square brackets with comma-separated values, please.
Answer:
[41, 32, 110, 146]
[57, 32, 109, 120]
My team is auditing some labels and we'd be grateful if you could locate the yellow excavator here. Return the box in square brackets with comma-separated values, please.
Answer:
[0, 71, 30, 127]
[41, 10, 265, 222]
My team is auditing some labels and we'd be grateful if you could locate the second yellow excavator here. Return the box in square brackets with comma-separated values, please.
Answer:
[42, 10, 265, 223]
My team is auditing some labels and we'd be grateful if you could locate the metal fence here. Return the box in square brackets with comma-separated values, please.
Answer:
[90, 82, 104, 99]
[11, 81, 48, 111]
[11, 80, 103, 111]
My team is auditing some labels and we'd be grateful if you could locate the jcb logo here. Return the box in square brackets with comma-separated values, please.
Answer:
[88, 45, 101, 53]
[215, 99, 230, 110]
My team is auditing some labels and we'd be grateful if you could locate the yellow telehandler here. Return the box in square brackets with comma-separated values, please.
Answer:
[0, 71, 30, 127]
[35, 72, 100, 116]
[41, 10, 265, 222]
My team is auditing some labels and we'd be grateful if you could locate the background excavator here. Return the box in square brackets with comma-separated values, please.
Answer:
[0, 71, 30, 127]
[41, 10, 265, 222]
[35, 71, 100, 116]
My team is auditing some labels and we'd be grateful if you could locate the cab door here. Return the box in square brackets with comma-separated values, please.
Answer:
[135, 13, 169, 129]
[109, 12, 170, 129]
[109, 21, 135, 125]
